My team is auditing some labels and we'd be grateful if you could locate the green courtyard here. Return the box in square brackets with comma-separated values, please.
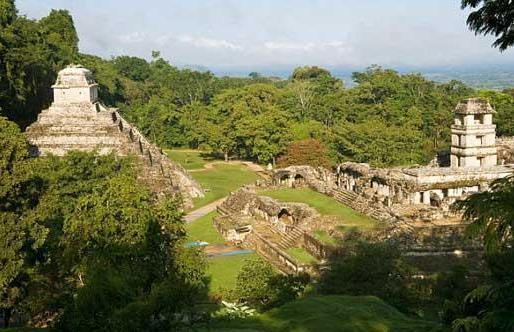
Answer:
[186, 211, 225, 244]
[164, 149, 213, 170]
[185, 210, 256, 295]
[167, 149, 260, 210]
[191, 164, 260, 209]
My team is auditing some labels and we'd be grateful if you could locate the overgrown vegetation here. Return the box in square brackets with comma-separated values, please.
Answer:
[450, 176, 514, 332]
[207, 295, 441, 332]
[2, 0, 514, 330]
[227, 258, 310, 312]
[0, 117, 207, 330]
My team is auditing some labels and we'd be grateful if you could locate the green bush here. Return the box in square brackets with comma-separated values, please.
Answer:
[318, 241, 420, 313]
[230, 258, 309, 311]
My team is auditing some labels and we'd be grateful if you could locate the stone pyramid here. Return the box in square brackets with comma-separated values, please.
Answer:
[26, 65, 203, 208]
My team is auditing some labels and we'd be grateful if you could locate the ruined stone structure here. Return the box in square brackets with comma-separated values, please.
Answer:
[332, 99, 514, 221]
[215, 188, 326, 273]
[451, 98, 497, 168]
[497, 137, 514, 165]
[258, 98, 514, 269]
[26, 65, 203, 208]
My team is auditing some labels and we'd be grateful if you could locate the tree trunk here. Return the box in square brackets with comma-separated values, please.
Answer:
[4, 307, 12, 328]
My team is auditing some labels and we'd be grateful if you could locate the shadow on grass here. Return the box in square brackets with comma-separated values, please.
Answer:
[202, 295, 444, 332]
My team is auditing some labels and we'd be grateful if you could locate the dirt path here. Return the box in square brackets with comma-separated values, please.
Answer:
[184, 160, 268, 223]
[184, 197, 226, 223]
[188, 160, 266, 173]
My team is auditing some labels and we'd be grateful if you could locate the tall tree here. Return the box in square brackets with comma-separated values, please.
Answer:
[462, 0, 514, 51]
[0, 3, 78, 127]
[39, 10, 79, 64]
[0, 117, 45, 328]
[0, 0, 15, 27]
[451, 176, 514, 332]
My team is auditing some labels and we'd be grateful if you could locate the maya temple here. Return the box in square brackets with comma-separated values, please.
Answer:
[26, 65, 203, 208]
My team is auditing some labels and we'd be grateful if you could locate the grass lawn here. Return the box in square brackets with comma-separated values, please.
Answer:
[260, 188, 377, 231]
[207, 295, 442, 332]
[186, 211, 225, 245]
[286, 247, 318, 264]
[207, 253, 257, 294]
[313, 229, 338, 246]
[164, 149, 214, 170]
[192, 164, 260, 209]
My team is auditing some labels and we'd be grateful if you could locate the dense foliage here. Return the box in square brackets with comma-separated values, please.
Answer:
[229, 258, 309, 312]
[277, 139, 333, 168]
[0, 116, 206, 329]
[4, 0, 514, 168]
[79, 56, 489, 167]
[450, 176, 514, 332]
[318, 242, 422, 313]
[0, 1, 78, 127]
[462, 0, 514, 51]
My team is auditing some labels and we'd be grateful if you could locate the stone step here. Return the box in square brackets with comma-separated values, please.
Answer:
[276, 228, 305, 250]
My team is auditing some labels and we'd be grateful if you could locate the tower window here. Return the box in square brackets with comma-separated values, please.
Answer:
[474, 114, 485, 124]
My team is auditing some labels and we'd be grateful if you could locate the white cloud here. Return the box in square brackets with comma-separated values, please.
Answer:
[176, 35, 243, 51]
[119, 32, 147, 43]
[264, 41, 317, 52]
[263, 41, 348, 53]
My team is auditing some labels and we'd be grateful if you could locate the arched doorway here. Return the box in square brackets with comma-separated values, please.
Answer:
[278, 208, 294, 224]
[293, 174, 306, 187]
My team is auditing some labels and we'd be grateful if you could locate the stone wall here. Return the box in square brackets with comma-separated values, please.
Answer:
[497, 137, 514, 165]
[216, 188, 321, 274]
[273, 165, 336, 194]
[245, 232, 312, 274]
[303, 233, 344, 260]
[335, 161, 513, 222]
[218, 188, 319, 231]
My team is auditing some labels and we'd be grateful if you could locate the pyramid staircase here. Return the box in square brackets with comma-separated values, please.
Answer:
[276, 227, 305, 250]
[26, 102, 203, 208]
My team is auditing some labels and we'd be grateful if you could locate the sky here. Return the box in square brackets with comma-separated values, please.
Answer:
[17, 0, 514, 73]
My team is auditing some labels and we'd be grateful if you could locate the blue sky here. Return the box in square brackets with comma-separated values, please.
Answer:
[17, 0, 514, 71]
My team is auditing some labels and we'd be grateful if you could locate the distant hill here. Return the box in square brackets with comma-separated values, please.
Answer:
[208, 295, 442, 332]
[209, 65, 514, 90]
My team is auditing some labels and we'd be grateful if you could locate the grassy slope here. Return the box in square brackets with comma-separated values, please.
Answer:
[286, 247, 318, 264]
[314, 229, 338, 245]
[186, 211, 225, 244]
[260, 188, 377, 231]
[207, 254, 257, 294]
[192, 164, 260, 209]
[210, 295, 441, 332]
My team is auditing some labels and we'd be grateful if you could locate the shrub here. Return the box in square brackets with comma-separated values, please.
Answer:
[318, 241, 418, 312]
[231, 258, 309, 311]
[277, 139, 332, 169]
